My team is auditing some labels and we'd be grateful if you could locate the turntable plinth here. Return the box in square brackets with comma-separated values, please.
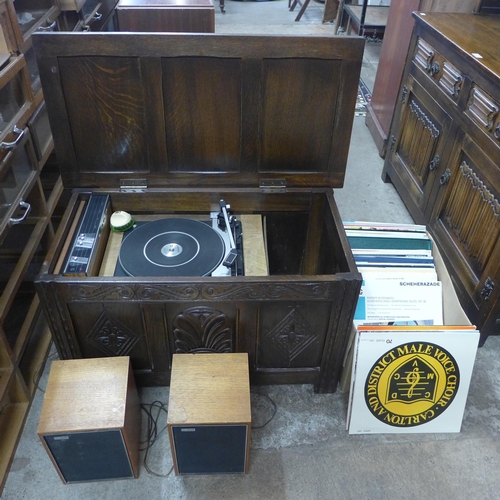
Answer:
[33, 32, 363, 393]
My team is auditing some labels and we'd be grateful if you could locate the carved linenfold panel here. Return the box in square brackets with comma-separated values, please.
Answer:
[414, 38, 435, 73]
[443, 161, 500, 269]
[86, 309, 140, 356]
[173, 306, 233, 353]
[467, 86, 499, 131]
[438, 62, 463, 100]
[265, 308, 318, 366]
[397, 98, 440, 185]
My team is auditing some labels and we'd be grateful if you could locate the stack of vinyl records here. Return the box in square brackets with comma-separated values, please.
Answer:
[344, 221, 441, 327]
[343, 221, 480, 434]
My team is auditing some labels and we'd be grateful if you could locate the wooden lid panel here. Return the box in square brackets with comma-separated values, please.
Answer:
[33, 33, 364, 189]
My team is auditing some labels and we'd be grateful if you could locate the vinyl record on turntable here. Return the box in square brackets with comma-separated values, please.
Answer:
[118, 218, 226, 277]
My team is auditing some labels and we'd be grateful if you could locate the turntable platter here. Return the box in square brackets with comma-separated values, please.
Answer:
[118, 218, 226, 277]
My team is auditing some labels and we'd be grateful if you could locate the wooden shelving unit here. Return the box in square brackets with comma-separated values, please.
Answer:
[0, 0, 62, 494]
[0, 0, 119, 492]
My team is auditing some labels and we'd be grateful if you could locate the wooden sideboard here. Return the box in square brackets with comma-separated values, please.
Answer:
[382, 13, 500, 346]
[365, 0, 477, 158]
[116, 0, 215, 33]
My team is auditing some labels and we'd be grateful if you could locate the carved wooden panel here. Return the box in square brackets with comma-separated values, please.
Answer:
[414, 38, 435, 73]
[172, 306, 234, 353]
[397, 96, 440, 187]
[257, 302, 330, 369]
[466, 86, 499, 132]
[442, 159, 500, 271]
[86, 309, 140, 356]
[438, 62, 463, 101]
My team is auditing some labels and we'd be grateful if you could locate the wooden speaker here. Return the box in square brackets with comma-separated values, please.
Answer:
[167, 353, 251, 475]
[38, 357, 141, 483]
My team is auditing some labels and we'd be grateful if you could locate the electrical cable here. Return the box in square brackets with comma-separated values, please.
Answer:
[250, 391, 277, 430]
[140, 400, 174, 477]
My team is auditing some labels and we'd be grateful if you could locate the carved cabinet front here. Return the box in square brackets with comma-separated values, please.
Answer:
[382, 13, 500, 345]
[37, 276, 359, 392]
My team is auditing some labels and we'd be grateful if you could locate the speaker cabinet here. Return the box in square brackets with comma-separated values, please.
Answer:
[167, 353, 251, 475]
[38, 357, 141, 483]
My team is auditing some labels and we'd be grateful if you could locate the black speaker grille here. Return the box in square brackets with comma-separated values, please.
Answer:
[43, 429, 133, 482]
[172, 425, 248, 474]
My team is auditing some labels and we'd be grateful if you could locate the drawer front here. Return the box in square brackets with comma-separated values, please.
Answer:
[413, 38, 465, 105]
[466, 85, 500, 144]
[27, 101, 53, 162]
[0, 127, 37, 243]
[0, 55, 32, 137]
[81, 0, 115, 31]
[429, 132, 500, 326]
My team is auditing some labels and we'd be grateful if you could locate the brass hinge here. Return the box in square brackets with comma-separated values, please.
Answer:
[120, 178, 148, 193]
[259, 179, 287, 193]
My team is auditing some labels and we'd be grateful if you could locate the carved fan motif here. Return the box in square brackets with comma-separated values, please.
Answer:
[173, 306, 233, 353]
[86, 310, 140, 356]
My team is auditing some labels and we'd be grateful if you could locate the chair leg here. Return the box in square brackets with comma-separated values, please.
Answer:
[294, 0, 310, 21]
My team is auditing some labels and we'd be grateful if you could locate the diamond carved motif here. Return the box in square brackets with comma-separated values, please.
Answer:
[266, 308, 317, 365]
[86, 310, 140, 356]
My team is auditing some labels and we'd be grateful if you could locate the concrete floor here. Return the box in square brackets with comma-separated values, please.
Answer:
[4, 2, 500, 499]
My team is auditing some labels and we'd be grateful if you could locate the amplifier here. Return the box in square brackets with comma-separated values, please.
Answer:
[62, 194, 111, 276]
[37, 357, 141, 483]
[167, 353, 251, 475]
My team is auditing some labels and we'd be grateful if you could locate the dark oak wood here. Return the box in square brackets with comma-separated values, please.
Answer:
[33, 32, 364, 392]
[116, 0, 215, 33]
[365, 0, 477, 158]
[32, 32, 364, 190]
[382, 13, 500, 346]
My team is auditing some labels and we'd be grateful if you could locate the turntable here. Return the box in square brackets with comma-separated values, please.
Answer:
[116, 203, 243, 278]
[34, 31, 363, 393]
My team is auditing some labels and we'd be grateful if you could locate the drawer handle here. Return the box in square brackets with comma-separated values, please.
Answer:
[429, 61, 440, 77]
[9, 201, 31, 224]
[480, 277, 495, 301]
[429, 154, 440, 171]
[440, 168, 451, 185]
[0, 126, 25, 151]
[86, 11, 103, 24]
[401, 85, 408, 104]
[390, 135, 396, 152]
[37, 20, 57, 32]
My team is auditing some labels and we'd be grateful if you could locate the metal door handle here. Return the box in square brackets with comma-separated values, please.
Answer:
[9, 201, 31, 224]
[37, 20, 57, 31]
[0, 126, 25, 151]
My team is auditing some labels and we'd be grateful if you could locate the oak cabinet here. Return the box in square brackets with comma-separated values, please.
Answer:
[365, 0, 477, 158]
[33, 32, 364, 394]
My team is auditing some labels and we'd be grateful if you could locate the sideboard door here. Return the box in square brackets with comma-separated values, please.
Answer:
[383, 75, 455, 224]
[429, 131, 500, 343]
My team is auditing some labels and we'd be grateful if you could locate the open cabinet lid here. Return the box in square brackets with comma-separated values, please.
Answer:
[33, 32, 364, 191]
